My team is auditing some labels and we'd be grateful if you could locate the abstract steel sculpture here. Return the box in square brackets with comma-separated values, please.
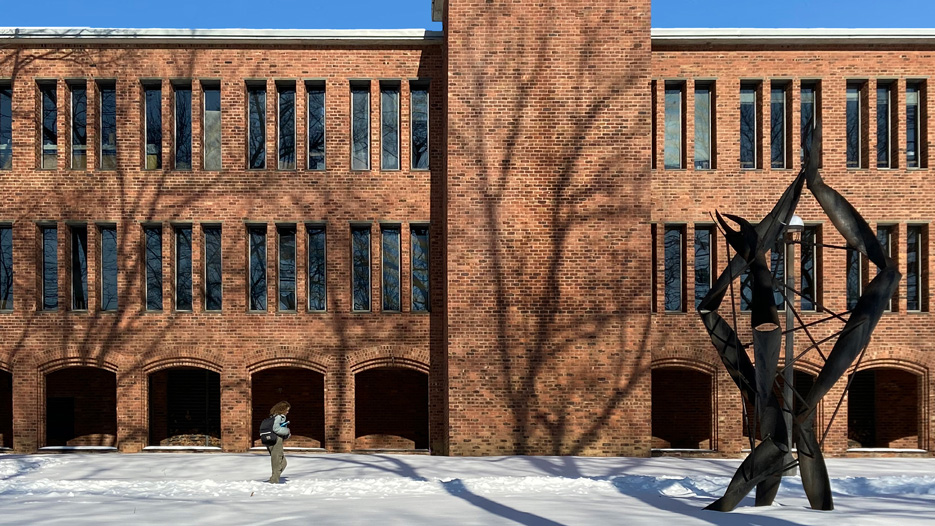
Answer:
[698, 128, 900, 511]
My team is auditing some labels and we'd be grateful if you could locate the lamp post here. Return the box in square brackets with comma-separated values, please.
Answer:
[784, 214, 804, 476]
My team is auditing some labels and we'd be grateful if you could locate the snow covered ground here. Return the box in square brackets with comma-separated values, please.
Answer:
[1, 452, 934, 525]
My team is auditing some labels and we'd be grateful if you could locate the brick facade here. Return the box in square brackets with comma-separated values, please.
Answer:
[0, 5, 932, 458]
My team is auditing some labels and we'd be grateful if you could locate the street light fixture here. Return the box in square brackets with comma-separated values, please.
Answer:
[783, 214, 804, 476]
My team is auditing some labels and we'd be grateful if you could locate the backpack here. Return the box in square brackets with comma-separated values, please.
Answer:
[259, 416, 278, 446]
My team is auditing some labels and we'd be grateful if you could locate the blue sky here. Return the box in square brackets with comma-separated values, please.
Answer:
[2, 1, 935, 30]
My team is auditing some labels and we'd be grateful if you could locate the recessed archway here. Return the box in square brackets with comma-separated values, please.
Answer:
[651, 366, 713, 449]
[848, 367, 922, 449]
[148, 367, 221, 447]
[251, 367, 325, 448]
[354, 366, 428, 450]
[45, 367, 117, 447]
[0, 370, 11, 449]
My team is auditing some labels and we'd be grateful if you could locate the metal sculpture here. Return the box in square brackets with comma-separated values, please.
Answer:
[698, 127, 900, 511]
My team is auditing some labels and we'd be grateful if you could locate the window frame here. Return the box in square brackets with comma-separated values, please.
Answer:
[203, 224, 223, 312]
[800, 224, 822, 312]
[770, 81, 790, 169]
[276, 81, 296, 171]
[174, 224, 193, 312]
[69, 223, 88, 311]
[410, 81, 430, 171]
[693, 224, 716, 309]
[410, 223, 430, 313]
[846, 81, 867, 169]
[277, 223, 297, 312]
[906, 224, 927, 312]
[69, 81, 87, 170]
[800, 80, 820, 166]
[247, 224, 268, 312]
[0, 81, 11, 170]
[693, 81, 715, 170]
[663, 81, 685, 170]
[39, 223, 58, 311]
[380, 81, 401, 171]
[246, 81, 267, 170]
[306, 224, 327, 313]
[0, 223, 13, 311]
[306, 81, 326, 171]
[142, 81, 162, 171]
[663, 224, 686, 312]
[143, 224, 163, 312]
[740, 81, 760, 170]
[201, 81, 222, 171]
[98, 223, 118, 312]
[350, 81, 371, 171]
[39, 81, 58, 170]
[351, 224, 372, 312]
[381, 224, 401, 312]
[906, 80, 924, 169]
[876, 80, 895, 169]
[97, 80, 117, 170]
[173, 81, 193, 171]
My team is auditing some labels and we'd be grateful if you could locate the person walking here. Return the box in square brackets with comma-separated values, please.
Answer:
[267, 401, 291, 483]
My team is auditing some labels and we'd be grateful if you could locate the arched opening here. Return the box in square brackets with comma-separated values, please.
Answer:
[354, 366, 428, 450]
[45, 367, 117, 447]
[0, 370, 11, 449]
[148, 367, 221, 447]
[651, 367, 713, 449]
[848, 368, 921, 449]
[742, 369, 817, 446]
[251, 367, 325, 448]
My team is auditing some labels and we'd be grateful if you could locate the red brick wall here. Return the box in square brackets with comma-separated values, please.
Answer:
[446, 0, 654, 456]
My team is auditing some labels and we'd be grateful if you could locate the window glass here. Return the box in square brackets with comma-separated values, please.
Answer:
[877, 226, 894, 311]
[740, 86, 757, 169]
[248, 85, 266, 169]
[411, 226, 430, 312]
[411, 86, 429, 170]
[307, 86, 325, 170]
[693, 227, 711, 309]
[663, 85, 682, 169]
[664, 226, 682, 311]
[0, 226, 12, 309]
[100, 226, 118, 311]
[176, 226, 192, 310]
[801, 226, 817, 311]
[0, 84, 11, 170]
[248, 226, 267, 311]
[907, 84, 921, 168]
[42, 226, 58, 310]
[307, 226, 326, 311]
[770, 86, 786, 169]
[351, 86, 370, 170]
[203, 85, 221, 170]
[800, 84, 816, 164]
[204, 226, 222, 311]
[144, 85, 162, 170]
[278, 225, 296, 311]
[352, 226, 371, 311]
[846, 249, 862, 311]
[99, 83, 117, 170]
[771, 240, 785, 309]
[877, 84, 891, 168]
[144, 226, 162, 310]
[382, 227, 400, 311]
[846, 85, 861, 168]
[71, 85, 87, 169]
[381, 85, 400, 170]
[907, 225, 922, 311]
[175, 86, 192, 170]
[694, 83, 712, 170]
[278, 85, 296, 170]
[71, 226, 88, 310]
[41, 84, 58, 169]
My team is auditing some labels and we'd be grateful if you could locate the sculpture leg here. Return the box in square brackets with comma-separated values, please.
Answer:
[705, 438, 785, 512]
[797, 421, 834, 510]
[755, 473, 781, 507]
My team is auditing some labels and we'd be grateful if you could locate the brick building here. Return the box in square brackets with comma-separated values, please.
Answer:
[0, 2, 931, 457]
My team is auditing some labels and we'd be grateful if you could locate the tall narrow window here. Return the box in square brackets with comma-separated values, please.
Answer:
[0, 225, 12, 310]
[202, 83, 221, 171]
[247, 83, 266, 170]
[877, 225, 895, 312]
[694, 225, 714, 309]
[740, 267, 752, 312]
[800, 225, 819, 311]
[40, 83, 58, 169]
[411, 225, 430, 312]
[740, 83, 758, 169]
[144, 225, 162, 311]
[846, 83, 863, 169]
[175, 225, 192, 311]
[203, 225, 222, 311]
[694, 82, 713, 170]
[98, 81, 117, 170]
[907, 82, 922, 169]
[307, 225, 326, 311]
[381, 82, 400, 170]
[100, 225, 118, 312]
[664, 225, 684, 312]
[174, 83, 192, 170]
[0, 82, 11, 170]
[143, 83, 162, 170]
[352, 226, 371, 311]
[41, 225, 57, 310]
[771, 239, 785, 310]
[351, 82, 370, 170]
[70, 83, 87, 169]
[846, 249, 863, 311]
[248, 225, 267, 311]
[277, 83, 296, 170]
[663, 82, 683, 170]
[381, 226, 400, 311]
[307, 82, 325, 170]
[801, 82, 817, 164]
[411, 82, 429, 170]
[907, 225, 926, 311]
[70, 225, 88, 310]
[877, 82, 893, 168]
[278, 225, 296, 311]
[770, 83, 787, 169]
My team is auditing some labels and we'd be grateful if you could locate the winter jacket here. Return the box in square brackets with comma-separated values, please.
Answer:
[273, 414, 291, 439]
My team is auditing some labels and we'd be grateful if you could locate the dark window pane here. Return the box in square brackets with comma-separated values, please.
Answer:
[307, 226, 326, 311]
[877, 86, 890, 168]
[740, 87, 756, 169]
[771, 240, 785, 309]
[382, 228, 400, 311]
[351, 87, 370, 170]
[144, 86, 162, 170]
[248, 86, 266, 169]
[249, 226, 267, 311]
[907, 226, 921, 311]
[203, 87, 221, 171]
[307, 88, 325, 170]
[770, 86, 785, 169]
[278, 226, 296, 311]
[740, 267, 752, 312]
[0, 85, 11, 170]
[694, 85, 711, 170]
[42, 226, 58, 310]
[664, 86, 682, 169]
[144, 226, 162, 310]
[0, 226, 12, 309]
[352, 227, 371, 311]
[846, 86, 861, 168]
[176, 226, 192, 310]
[664, 226, 682, 311]
[99, 84, 117, 170]
[278, 87, 295, 170]
[71, 226, 88, 310]
[175, 87, 192, 170]
[100, 226, 118, 311]
[411, 87, 429, 170]
[800, 85, 815, 164]
[907, 85, 920, 168]
[381, 87, 399, 170]
[846, 249, 861, 311]
[877, 226, 894, 311]
[71, 86, 87, 169]
[411, 226, 430, 312]
[801, 227, 816, 311]
[694, 228, 711, 309]
[204, 226, 222, 311]
[41, 84, 57, 169]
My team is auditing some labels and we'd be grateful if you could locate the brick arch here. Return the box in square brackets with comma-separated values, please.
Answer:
[348, 346, 430, 374]
[37, 355, 119, 374]
[142, 356, 222, 375]
[651, 356, 718, 375]
[0, 359, 10, 373]
[245, 346, 331, 375]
